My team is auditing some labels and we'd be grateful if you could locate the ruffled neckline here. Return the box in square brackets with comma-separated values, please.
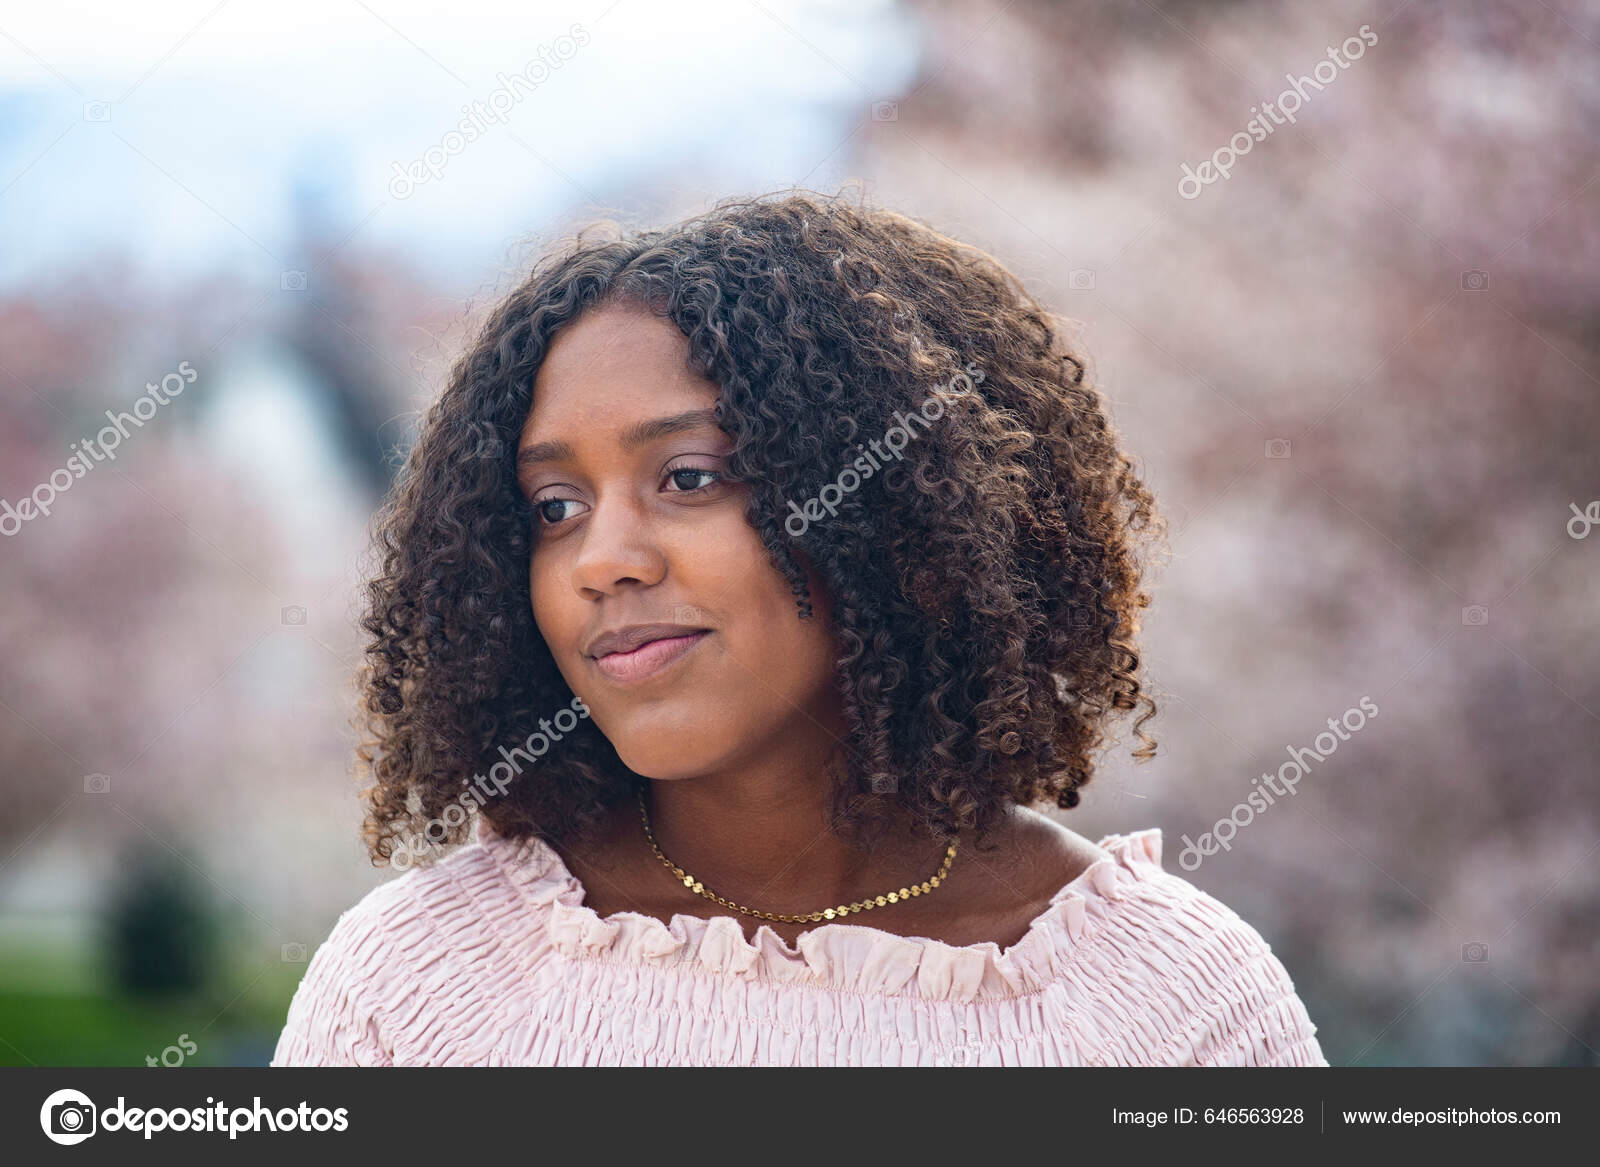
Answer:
[474, 815, 1167, 1003]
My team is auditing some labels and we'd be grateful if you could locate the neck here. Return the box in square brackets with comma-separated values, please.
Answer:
[637, 755, 944, 914]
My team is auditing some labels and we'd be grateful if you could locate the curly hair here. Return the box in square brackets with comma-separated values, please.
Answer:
[356, 187, 1165, 870]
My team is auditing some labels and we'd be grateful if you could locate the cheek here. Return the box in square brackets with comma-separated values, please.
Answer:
[726, 567, 838, 689]
[527, 558, 569, 652]
[529, 568, 596, 704]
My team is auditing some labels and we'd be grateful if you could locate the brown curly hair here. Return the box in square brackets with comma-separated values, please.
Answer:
[356, 187, 1164, 870]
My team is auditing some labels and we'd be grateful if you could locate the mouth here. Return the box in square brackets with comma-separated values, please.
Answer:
[590, 630, 710, 686]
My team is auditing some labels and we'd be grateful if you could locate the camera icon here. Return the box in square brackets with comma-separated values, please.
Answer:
[870, 775, 898, 794]
[1265, 438, 1292, 460]
[1069, 268, 1096, 290]
[52, 1099, 95, 1133]
[280, 270, 308, 292]
[84, 773, 111, 794]
[1461, 941, 1489, 963]
[937, 1043, 980, 1067]
[41, 1089, 98, 1145]
[871, 101, 898, 121]
[83, 101, 111, 122]
[667, 603, 713, 628]
[1461, 605, 1489, 627]
[281, 605, 307, 626]
[281, 942, 307, 962]
[1461, 269, 1489, 291]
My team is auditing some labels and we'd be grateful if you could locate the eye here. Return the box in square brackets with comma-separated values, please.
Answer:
[531, 497, 583, 527]
[527, 464, 729, 531]
[663, 465, 726, 493]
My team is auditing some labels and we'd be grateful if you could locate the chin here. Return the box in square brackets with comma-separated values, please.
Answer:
[605, 710, 734, 775]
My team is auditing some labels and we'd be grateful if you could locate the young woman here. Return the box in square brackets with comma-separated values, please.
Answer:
[271, 191, 1326, 1067]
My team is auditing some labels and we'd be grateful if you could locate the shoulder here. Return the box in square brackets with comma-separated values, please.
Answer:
[1049, 830, 1326, 1067]
[968, 805, 1113, 903]
[272, 837, 543, 1066]
[932, 806, 1112, 950]
[327, 833, 558, 971]
[316, 840, 506, 958]
[271, 875, 406, 1065]
[1008, 805, 1113, 877]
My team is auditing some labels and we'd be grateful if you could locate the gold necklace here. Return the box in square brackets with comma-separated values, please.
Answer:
[636, 785, 958, 924]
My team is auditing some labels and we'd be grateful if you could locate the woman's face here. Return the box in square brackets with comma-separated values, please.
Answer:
[517, 299, 845, 782]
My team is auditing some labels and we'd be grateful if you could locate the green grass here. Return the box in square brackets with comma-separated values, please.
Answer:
[0, 989, 278, 1066]
[0, 943, 309, 1067]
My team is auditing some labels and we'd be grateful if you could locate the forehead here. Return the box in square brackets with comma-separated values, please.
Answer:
[527, 302, 711, 424]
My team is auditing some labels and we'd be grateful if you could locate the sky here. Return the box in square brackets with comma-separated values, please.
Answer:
[0, 0, 921, 293]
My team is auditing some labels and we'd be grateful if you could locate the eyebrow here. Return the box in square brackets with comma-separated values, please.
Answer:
[516, 408, 724, 472]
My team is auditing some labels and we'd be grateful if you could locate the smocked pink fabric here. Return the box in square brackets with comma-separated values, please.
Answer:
[271, 816, 1327, 1066]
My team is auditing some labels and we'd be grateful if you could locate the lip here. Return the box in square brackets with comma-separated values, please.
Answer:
[590, 630, 710, 686]
[585, 622, 712, 658]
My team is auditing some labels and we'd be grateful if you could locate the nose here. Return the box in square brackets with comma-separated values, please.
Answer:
[569, 492, 668, 597]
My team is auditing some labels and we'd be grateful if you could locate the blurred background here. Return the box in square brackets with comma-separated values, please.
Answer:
[1, 0, 1595, 1067]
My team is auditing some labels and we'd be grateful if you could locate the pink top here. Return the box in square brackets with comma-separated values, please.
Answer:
[271, 817, 1327, 1067]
